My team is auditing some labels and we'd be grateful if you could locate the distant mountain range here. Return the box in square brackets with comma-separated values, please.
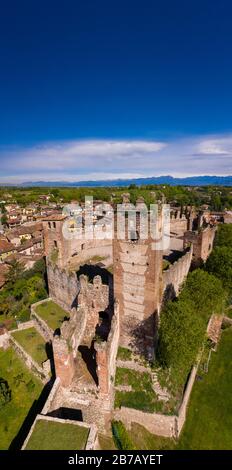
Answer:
[2, 175, 232, 187]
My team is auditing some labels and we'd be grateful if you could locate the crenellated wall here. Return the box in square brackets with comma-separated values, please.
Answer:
[170, 216, 188, 234]
[162, 246, 193, 301]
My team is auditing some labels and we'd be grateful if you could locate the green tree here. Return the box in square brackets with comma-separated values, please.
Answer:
[0, 378, 12, 408]
[6, 260, 25, 285]
[215, 224, 232, 248]
[158, 299, 205, 387]
[205, 246, 232, 294]
[180, 269, 226, 322]
[211, 194, 222, 211]
[112, 421, 136, 450]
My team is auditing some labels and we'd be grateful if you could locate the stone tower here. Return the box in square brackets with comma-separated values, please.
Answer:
[42, 214, 70, 267]
[113, 207, 163, 360]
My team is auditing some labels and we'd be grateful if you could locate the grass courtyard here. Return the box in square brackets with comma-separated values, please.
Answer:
[11, 327, 48, 366]
[34, 300, 69, 331]
[114, 367, 162, 413]
[120, 328, 232, 450]
[0, 348, 43, 450]
[25, 419, 89, 450]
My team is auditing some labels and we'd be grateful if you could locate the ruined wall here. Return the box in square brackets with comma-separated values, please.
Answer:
[224, 212, 232, 224]
[77, 274, 109, 342]
[114, 362, 198, 438]
[0, 328, 9, 349]
[43, 218, 112, 270]
[61, 306, 87, 357]
[41, 377, 61, 414]
[114, 406, 176, 438]
[9, 333, 49, 383]
[95, 301, 119, 395]
[15, 320, 35, 330]
[199, 225, 216, 261]
[177, 365, 198, 436]
[53, 336, 75, 387]
[170, 216, 187, 234]
[162, 246, 193, 301]
[47, 262, 80, 312]
[31, 300, 54, 341]
[184, 225, 216, 264]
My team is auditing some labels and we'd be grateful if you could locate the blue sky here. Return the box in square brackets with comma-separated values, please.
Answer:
[1, 0, 232, 182]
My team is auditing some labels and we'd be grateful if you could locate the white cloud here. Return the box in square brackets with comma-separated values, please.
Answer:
[198, 139, 232, 155]
[0, 135, 232, 183]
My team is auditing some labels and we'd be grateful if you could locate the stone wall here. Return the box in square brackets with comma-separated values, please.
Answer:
[43, 217, 112, 270]
[113, 362, 198, 438]
[16, 320, 35, 330]
[68, 244, 112, 267]
[53, 336, 75, 387]
[95, 301, 119, 395]
[184, 225, 216, 264]
[78, 274, 110, 341]
[177, 365, 198, 435]
[61, 306, 87, 357]
[41, 377, 61, 414]
[47, 262, 80, 312]
[0, 329, 9, 349]
[170, 216, 188, 234]
[224, 211, 232, 224]
[9, 334, 49, 383]
[114, 407, 176, 438]
[162, 246, 193, 301]
[31, 300, 54, 341]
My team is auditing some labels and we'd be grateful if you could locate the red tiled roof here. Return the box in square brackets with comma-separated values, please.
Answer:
[0, 238, 15, 254]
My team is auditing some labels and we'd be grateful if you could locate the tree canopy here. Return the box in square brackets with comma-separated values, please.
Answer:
[205, 246, 232, 295]
[215, 224, 232, 248]
[180, 269, 227, 322]
[157, 299, 205, 387]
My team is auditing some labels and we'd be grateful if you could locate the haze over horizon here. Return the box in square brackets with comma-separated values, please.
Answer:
[1, 1, 232, 183]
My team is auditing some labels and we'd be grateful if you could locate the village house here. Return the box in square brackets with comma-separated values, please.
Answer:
[0, 237, 17, 262]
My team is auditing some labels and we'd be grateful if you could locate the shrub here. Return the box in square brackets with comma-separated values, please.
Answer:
[205, 246, 232, 294]
[26, 380, 35, 392]
[112, 421, 136, 450]
[180, 269, 227, 322]
[117, 347, 132, 361]
[157, 299, 205, 388]
[0, 378, 12, 408]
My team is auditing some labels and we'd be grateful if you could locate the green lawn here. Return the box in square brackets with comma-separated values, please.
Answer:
[129, 423, 176, 450]
[35, 300, 69, 331]
[0, 348, 43, 450]
[117, 346, 133, 361]
[25, 419, 89, 450]
[11, 327, 47, 366]
[176, 327, 232, 449]
[98, 433, 117, 450]
[114, 367, 162, 413]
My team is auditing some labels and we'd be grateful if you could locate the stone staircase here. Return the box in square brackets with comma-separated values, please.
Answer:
[116, 358, 170, 402]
